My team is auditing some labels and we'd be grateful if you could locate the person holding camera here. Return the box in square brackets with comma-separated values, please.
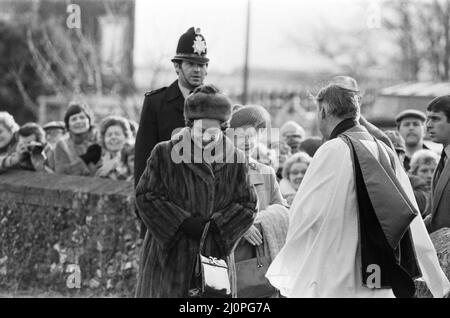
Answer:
[53, 102, 101, 176]
[0, 122, 52, 173]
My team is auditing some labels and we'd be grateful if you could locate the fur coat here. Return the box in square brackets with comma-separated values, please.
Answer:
[135, 128, 257, 297]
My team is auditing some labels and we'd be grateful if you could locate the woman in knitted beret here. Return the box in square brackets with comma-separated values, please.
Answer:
[228, 104, 289, 298]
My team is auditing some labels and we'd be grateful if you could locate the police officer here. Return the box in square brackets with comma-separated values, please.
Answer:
[134, 27, 209, 237]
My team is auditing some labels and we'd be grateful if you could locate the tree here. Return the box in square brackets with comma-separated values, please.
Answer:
[384, 0, 450, 81]
[383, 0, 421, 80]
[0, 20, 45, 122]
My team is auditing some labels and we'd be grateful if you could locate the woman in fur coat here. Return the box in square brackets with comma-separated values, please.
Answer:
[135, 85, 257, 298]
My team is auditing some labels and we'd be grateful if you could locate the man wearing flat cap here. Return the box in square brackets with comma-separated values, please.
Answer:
[395, 109, 428, 171]
[134, 27, 209, 237]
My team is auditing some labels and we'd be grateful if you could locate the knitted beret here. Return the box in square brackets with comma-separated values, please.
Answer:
[229, 105, 271, 130]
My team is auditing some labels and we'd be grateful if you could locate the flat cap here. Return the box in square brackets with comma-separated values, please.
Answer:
[395, 109, 427, 124]
[43, 121, 66, 131]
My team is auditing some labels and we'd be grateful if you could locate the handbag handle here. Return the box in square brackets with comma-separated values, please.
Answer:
[255, 229, 265, 268]
[198, 221, 211, 254]
[255, 244, 264, 268]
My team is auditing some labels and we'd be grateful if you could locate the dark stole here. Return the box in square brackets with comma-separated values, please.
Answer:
[330, 118, 421, 298]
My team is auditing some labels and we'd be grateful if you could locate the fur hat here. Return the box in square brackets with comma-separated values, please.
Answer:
[229, 105, 271, 130]
[184, 84, 232, 124]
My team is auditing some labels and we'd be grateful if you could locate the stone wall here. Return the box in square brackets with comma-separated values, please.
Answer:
[0, 170, 140, 297]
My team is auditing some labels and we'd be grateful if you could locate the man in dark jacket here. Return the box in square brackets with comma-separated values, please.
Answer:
[135, 85, 257, 297]
[424, 95, 450, 233]
[134, 27, 209, 237]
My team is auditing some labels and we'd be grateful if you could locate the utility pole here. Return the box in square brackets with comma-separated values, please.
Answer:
[242, 0, 251, 104]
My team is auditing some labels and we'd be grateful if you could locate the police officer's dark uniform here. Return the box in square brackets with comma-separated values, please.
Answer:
[134, 27, 209, 238]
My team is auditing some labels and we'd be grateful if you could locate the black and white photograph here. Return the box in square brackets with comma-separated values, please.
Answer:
[0, 0, 450, 303]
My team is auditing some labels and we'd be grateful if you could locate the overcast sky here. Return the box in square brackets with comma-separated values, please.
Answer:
[134, 0, 379, 73]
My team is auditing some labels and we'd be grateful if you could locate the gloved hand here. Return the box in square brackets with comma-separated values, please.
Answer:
[80, 144, 102, 165]
[180, 216, 209, 240]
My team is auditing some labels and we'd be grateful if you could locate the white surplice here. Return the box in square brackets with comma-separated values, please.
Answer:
[266, 137, 450, 298]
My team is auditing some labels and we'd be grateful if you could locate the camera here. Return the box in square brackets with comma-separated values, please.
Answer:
[27, 142, 45, 154]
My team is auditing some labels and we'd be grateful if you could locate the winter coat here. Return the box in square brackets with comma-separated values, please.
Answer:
[95, 150, 131, 181]
[135, 128, 257, 297]
[0, 133, 53, 173]
[53, 130, 98, 176]
[248, 158, 287, 211]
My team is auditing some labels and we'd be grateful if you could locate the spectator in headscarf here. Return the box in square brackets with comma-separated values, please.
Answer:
[53, 102, 101, 176]
[95, 115, 133, 180]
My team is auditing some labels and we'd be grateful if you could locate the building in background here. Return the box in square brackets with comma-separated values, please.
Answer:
[368, 82, 450, 129]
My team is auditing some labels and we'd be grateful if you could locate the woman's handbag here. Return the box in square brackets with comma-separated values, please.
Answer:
[235, 229, 276, 298]
[188, 221, 232, 298]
